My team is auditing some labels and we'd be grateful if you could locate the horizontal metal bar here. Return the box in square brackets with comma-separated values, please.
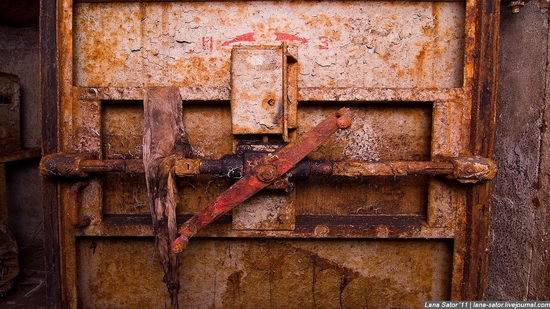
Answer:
[0, 148, 41, 164]
[77, 214, 456, 239]
[83, 159, 456, 177]
[80, 159, 144, 173]
[332, 161, 455, 177]
[76, 86, 464, 103]
[41, 153, 496, 182]
[298, 87, 463, 102]
[48, 155, 457, 177]
[75, 0, 465, 3]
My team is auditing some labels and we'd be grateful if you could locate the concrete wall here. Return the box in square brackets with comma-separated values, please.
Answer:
[0, 25, 43, 271]
[487, 0, 550, 300]
[0, 26, 40, 149]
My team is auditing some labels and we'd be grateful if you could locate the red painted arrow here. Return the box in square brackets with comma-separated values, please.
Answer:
[274, 32, 308, 44]
[222, 32, 256, 46]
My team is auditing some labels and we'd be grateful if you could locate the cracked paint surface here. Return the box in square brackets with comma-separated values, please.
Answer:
[77, 238, 452, 308]
[73, 1, 464, 89]
[59, 0, 480, 306]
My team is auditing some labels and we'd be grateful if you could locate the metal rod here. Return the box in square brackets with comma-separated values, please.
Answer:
[44, 155, 458, 178]
[331, 161, 454, 177]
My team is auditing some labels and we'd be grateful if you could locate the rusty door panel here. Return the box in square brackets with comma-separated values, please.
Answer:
[73, 1, 465, 89]
[41, 0, 500, 307]
[101, 101, 144, 160]
[99, 102, 432, 216]
[77, 238, 452, 308]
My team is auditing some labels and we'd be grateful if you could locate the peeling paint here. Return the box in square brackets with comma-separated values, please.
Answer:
[50, 0, 499, 306]
[76, 238, 452, 308]
[73, 1, 465, 89]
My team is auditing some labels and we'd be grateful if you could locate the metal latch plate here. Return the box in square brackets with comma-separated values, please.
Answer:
[230, 45, 297, 138]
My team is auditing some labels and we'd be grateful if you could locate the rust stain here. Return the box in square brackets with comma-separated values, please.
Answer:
[171, 108, 354, 253]
[215, 240, 452, 308]
[101, 101, 144, 160]
[53, 0, 496, 306]
[73, 1, 465, 89]
[415, 47, 428, 81]
[74, 238, 451, 307]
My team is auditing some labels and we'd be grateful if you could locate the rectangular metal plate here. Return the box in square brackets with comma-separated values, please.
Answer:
[73, 1, 465, 89]
[76, 238, 452, 308]
[230, 46, 284, 135]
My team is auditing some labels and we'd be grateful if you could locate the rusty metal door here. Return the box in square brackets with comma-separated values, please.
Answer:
[40, 0, 499, 307]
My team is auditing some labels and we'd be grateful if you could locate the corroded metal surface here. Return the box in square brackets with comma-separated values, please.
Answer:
[76, 238, 452, 308]
[447, 156, 498, 183]
[230, 44, 298, 139]
[39, 153, 92, 178]
[68, 181, 91, 228]
[43, 0, 501, 307]
[73, 1, 465, 89]
[41, 154, 497, 182]
[171, 108, 355, 253]
[230, 46, 286, 135]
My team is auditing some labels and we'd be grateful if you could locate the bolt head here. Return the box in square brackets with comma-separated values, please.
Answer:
[255, 164, 279, 183]
[337, 117, 353, 129]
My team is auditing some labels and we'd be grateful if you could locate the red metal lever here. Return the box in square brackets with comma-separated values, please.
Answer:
[171, 107, 355, 253]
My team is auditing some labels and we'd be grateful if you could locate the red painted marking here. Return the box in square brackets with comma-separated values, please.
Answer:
[221, 32, 256, 46]
[274, 32, 308, 44]
[202, 36, 213, 51]
[318, 36, 329, 50]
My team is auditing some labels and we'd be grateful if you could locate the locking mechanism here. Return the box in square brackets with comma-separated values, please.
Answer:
[171, 107, 356, 253]
[38, 45, 498, 251]
[231, 44, 298, 141]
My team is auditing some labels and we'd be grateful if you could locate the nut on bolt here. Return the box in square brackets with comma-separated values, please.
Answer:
[255, 164, 279, 183]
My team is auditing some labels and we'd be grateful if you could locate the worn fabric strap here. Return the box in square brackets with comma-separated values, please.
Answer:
[143, 87, 190, 309]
